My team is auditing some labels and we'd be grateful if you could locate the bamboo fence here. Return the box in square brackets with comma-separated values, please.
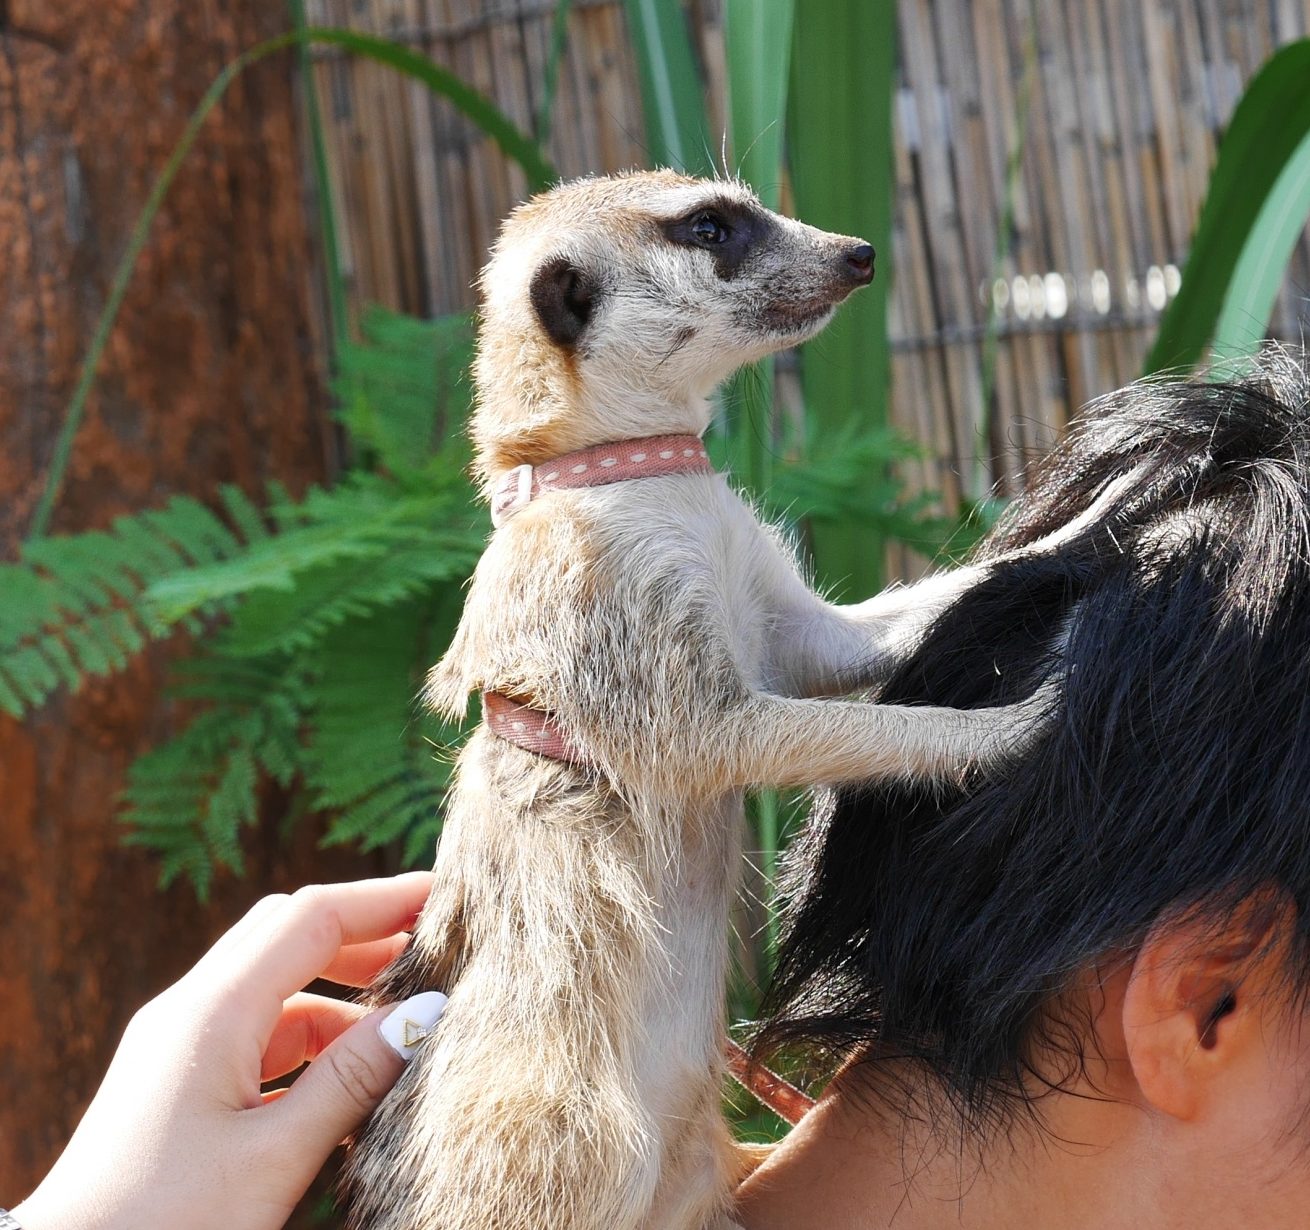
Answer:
[303, 0, 1310, 575]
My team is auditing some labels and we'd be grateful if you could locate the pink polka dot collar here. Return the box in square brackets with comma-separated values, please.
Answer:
[489, 434, 714, 528]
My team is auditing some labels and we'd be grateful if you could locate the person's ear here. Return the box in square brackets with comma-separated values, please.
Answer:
[1122, 895, 1288, 1121]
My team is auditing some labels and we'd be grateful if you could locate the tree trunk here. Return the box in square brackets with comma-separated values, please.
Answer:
[0, 2, 378, 1212]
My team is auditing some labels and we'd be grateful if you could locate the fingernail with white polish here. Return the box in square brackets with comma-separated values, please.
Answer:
[379, 990, 448, 1061]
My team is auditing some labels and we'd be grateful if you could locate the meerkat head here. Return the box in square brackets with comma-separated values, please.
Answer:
[471, 170, 874, 481]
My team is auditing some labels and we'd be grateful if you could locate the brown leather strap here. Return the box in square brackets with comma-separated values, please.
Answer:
[482, 691, 584, 764]
[725, 1039, 816, 1126]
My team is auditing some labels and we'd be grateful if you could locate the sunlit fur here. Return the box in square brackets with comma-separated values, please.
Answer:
[342, 171, 1064, 1230]
[470, 171, 854, 480]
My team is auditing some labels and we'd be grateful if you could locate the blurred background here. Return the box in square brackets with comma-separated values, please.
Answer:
[3, 0, 1309, 1217]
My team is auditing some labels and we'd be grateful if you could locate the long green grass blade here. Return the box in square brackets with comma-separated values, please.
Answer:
[306, 28, 554, 189]
[722, 0, 792, 942]
[303, 28, 555, 189]
[27, 26, 553, 543]
[27, 46, 253, 543]
[719, 0, 795, 498]
[788, 0, 897, 599]
[289, 0, 349, 357]
[1211, 126, 1310, 362]
[1144, 38, 1310, 375]
[536, 0, 575, 147]
[976, 1, 1037, 501]
[724, 0, 794, 206]
[621, 0, 713, 174]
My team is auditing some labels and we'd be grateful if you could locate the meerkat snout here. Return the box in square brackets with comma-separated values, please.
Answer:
[471, 170, 874, 478]
[845, 241, 875, 284]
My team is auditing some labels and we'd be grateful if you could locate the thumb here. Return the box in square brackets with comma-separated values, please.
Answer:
[267, 991, 448, 1168]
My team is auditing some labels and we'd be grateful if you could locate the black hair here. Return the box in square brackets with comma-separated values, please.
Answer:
[756, 349, 1310, 1133]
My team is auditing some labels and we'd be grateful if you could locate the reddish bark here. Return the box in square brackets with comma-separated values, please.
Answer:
[0, 1, 378, 1211]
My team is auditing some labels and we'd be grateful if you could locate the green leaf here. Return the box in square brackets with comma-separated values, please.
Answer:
[288, 0, 348, 357]
[0, 495, 262, 718]
[788, 0, 898, 598]
[1145, 39, 1310, 375]
[724, 0, 794, 208]
[1211, 125, 1310, 363]
[219, 541, 477, 659]
[97, 291, 482, 894]
[218, 485, 272, 546]
[536, 0, 576, 147]
[745, 427, 955, 566]
[334, 309, 476, 479]
[302, 594, 460, 861]
[621, 0, 714, 174]
[62, 623, 114, 676]
[143, 519, 378, 615]
[303, 28, 555, 192]
[143, 476, 479, 623]
[120, 661, 306, 897]
[203, 747, 259, 876]
[716, 0, 795, 499]
[0, 671, 26, 718]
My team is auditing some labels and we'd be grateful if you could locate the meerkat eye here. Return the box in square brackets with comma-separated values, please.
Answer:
[661, 203, 762, 275]
[690, 211, 729, 245]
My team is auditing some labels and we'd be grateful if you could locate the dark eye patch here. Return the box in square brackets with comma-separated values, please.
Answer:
[661, 197, 773, 280]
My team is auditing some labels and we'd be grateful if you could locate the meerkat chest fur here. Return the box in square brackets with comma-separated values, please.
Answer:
[433, 474, 790, 763]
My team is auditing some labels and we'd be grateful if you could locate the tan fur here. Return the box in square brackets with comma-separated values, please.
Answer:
[343, 172, 1066, 1230]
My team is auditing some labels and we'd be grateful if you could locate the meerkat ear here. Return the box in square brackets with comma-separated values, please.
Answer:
[529, 256, 598, 348]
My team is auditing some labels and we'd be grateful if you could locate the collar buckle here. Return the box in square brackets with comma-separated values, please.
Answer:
[491, 463, 534, 528]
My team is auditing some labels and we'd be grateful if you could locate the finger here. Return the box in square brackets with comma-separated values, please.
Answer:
[259, 994, 443, 1181]
[320, 934, 411, 989]
[214, 873, 435, 1007]
[261, 992, 371, 1082]
[193, 893, 293, 975]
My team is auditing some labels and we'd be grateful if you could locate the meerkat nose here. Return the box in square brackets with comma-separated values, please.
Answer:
[844, 243, 876, 284]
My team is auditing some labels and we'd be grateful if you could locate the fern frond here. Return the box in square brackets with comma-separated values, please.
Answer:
[754, 427, 946, 545]
[220, 536, 479, 659]
[144, 473, 484, 630]
[264, 480, 309, 531]
[335, 309, 475, 478]
[0, 495, 263, 718]
[218, 483, 273, 545]
[14, 293, 486, 898]
[122, 710, 262, 897]
[120, 657, 306, 897]
[302, 594, 462, 864]
[122, 589, 458, 896]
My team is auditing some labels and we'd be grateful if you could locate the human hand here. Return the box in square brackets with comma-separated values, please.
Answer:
[13, 873, 445, 1230]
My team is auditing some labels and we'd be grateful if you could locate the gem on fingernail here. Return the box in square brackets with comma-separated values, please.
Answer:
[380, 990, 448, 1061]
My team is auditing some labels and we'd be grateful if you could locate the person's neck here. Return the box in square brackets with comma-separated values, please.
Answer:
[734, 1058, 1152, 1230]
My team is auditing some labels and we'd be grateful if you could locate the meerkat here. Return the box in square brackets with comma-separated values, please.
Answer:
[341, 170, 1067, 1230]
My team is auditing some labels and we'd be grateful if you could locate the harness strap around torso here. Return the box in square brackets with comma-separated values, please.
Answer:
[482, 691, 582, 765]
